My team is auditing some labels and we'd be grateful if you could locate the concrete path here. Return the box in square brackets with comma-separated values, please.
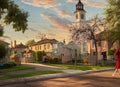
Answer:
[0, 63, 114, 86]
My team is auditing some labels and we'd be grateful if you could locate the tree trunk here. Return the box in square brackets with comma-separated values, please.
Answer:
[94, 39, 98, 65]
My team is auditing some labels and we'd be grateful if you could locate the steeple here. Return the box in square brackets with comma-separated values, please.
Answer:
[74, 0, 86, 23]
[76, 0, 84, 11]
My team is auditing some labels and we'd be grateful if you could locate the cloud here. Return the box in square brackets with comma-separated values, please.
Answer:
[22, 0, 61, 8]
[29, 27, 38, 32]
[0, 36, 12, 40]
[41, 13, 71, 31]
[47, 33, 56, 36]
[67, 0, 106, 8]
[52, 8, 72, 18]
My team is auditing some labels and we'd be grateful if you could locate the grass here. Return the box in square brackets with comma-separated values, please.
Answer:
[46, 64, 113, 71]
[0, 70, 62, 80]
[0, 65, 35, 73]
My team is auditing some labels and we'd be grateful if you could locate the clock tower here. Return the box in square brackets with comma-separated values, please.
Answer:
[74, 0, 86, 24]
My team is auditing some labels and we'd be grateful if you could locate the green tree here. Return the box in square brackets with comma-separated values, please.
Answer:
[105, 0, 120, 46]
[0, 25, 4, 36]
[34, 51, 46, 63]
[25, 39, 35, 46]
[0, 0, 28, 33]
[0, 42, 7, 60]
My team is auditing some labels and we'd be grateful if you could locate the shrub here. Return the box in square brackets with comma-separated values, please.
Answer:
[34, 51, 46, 63]
[83, 57, 88, 64]
[0, 61, 16, 69]
[50, 58, 60, 64]
[108, 49, 115, 56]
[0, 42, 7, 60]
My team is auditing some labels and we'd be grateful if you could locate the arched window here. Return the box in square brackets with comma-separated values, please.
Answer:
[76, 14, 78, 19]
[81, 14, 84, 19]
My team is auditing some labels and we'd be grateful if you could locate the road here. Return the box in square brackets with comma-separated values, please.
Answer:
[1, 70, 120, 87]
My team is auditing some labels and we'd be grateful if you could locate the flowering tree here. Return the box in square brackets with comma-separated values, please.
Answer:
[70, 16, 102, 65]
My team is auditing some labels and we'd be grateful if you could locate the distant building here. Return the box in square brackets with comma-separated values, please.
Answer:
[10, 40, 33, 62]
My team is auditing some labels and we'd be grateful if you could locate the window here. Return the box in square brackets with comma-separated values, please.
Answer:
[81, 14, 84, 19]
[38, 45, 39, 50]
[39, 45, 41, 50]
[76, 14, 78, 19]
[44, 44, 46, 50]
[47, 44, 50, 49]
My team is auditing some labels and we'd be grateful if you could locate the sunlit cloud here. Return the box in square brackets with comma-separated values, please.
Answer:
[0, 36, 12, 40]
[41, 13, 71, 31]
[52, 8, 72, 18]
[21, 0, 61, 8]
[47, 33, 56, 36]
[67, 0, 106, 8]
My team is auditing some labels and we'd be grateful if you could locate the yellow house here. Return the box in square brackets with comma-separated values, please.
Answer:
[29, 39, 58, 53]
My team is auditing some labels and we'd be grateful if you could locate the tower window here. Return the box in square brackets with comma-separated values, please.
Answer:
[81, 14, 84, 19]
[76, 14, 78, 19]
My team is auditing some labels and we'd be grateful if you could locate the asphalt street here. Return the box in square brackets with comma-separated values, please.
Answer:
[1, 70, 120, 87]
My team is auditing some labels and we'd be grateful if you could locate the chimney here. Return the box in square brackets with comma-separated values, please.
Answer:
[14, 40, 16, 47]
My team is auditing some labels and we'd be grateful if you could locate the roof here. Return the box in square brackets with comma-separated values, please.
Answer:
[22, 49, 33, 54]
[31, 39, 58, 46]
[0, 40, 9, 45]
[75, 0, 85, 11]
[14, 43, 28, 48]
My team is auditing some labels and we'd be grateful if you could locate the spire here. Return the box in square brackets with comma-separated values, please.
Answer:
[76, 0, 84, 11]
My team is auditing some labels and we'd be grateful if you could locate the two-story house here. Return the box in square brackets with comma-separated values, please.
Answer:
[29, 39, 58, 53]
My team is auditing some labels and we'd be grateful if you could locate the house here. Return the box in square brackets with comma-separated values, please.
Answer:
[29, 39, 58, 52]
[29, 39, 58, 58]
[57, 41, 81, 63]
[10, 40, 29, 63]
[21, 49, 35, 63]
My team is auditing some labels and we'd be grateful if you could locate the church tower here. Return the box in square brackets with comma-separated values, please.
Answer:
[74, 0, 86, 24]
[73, 0, 88, 54]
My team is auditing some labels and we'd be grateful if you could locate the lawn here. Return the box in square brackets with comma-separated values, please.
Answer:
[0, 70, 62, 80]
[0, 65, 35, 73]
[46, 64, 114, 71]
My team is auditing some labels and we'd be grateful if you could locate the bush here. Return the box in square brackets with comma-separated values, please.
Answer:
[0, 42, 7, 60]
[50, 58, 60, 64]
[0, 61, 16, 69]
[83, 57, 88, 64]
[34, 51, 46, 63]
[108, 49, 115, 56]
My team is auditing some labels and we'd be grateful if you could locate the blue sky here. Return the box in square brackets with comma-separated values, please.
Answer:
[2, 0, 107, 44]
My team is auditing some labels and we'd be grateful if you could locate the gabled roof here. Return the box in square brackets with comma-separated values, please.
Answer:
[30, 39, 58, 46]
[22, 49, 33, 54]
[15, 43, 28, 48]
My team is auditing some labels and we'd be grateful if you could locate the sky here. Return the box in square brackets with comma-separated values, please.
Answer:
[1, 0, 107, 44]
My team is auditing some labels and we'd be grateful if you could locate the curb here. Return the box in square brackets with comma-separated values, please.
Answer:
[0, 68, 114, 86]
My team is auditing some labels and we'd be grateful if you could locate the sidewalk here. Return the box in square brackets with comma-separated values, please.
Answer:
[0, 63, 114, 86]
